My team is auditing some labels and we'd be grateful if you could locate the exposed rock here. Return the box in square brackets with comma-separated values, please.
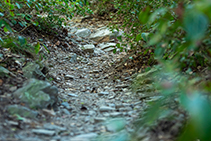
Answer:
[99, 43, 116, 50]
[106, 119, 126, 132]
[98, 91, 109, 96]
[75, 28, 91, 38]
[70, 133, 98, 141]
[65, 75, 75, 80]
[103, 47, 115, 52]
[7, 105, 38, 119]
[89, 27, 118, 42]
[110, 112, 122, 117]
[69, 53, 77, 63]
[94, 117, 107, 123]
[68, 93, 78, 97]
[61, 102, 72, 110]
[13, 79, 58, 109]
[99, 106, 115, 112]
[32, 129, 55, 136]
[43, 123, 67, 131]
[22, 62, 45, 80]
[82, 44, 95, 53]
[62, 109, 71, 115]
[0, 66, 10, 76]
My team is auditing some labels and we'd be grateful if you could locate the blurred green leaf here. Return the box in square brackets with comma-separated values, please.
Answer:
[0, 12, 4, 17]
[139, 6, 151, 24]
[15, 2, 21, 9]
[184, 12, 208, 42]
[18, 36, 26, 45]
[34, 42, 40, 54]
[141, 32, 149, 42]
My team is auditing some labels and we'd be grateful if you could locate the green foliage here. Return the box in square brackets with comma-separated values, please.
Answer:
[0, 35, 35, 55]
[92, 0, 211, 140]
[0, 0, 92, 55]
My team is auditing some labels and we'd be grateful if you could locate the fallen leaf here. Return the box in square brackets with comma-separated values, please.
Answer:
[0, 79, 3, 86]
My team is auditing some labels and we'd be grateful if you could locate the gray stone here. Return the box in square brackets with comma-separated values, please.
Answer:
[106, 118, 125, 132]
[94, 117, 107, 123]
[75, 28, 91, 38]
[89, 110, 96, 116]
[62, 109, 71, 115]
[32, 129, 55, 136]
[98, 91, 109, 96]
[22, 62, 45, 80]
[0, 66, 10, 76]
[103, 47, 115, 52]
[13, 79, 58, 109]
[61, 102, 71, 110]
[68, 93, 78, 97]
[99, 106, 115, 112]
[7, 105, 38, 119]
[99, 43, 116, 50]
[115, 84, 128, 88]
[0, 53, 3, 60]
[70, 133, 98, 141]
[43, 123, 66, 131]
[94, 48, 105, 55]
[110, 112, 122, 117]
[69, 27, 78, 34]
[69, 53, 77, 63]
[119, 107, 133, 112]
[82, 44, 95, 53]
[65, 75, 75, 80]
[9, 86, 17, 92]
[89, 27, 117, 42]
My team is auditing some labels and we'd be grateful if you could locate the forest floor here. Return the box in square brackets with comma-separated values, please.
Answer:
[0, 16, 184, 141]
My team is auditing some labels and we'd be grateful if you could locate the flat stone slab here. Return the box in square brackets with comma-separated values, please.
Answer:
[99, 106, 115, 112]
[32, 129, 56, 136]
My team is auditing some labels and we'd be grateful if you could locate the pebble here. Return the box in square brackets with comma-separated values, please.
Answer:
[62, 109, 71, 115]
[99, 106, 115, 112]
[98, 91, 109, 96]
[65, 75, 75, 80]
[94, 117, 107, 123]
[61, 102, 72, 110]
[68, 93, 78, 97]
[110, 112, 122, 117]
[32, 129, 56, 136]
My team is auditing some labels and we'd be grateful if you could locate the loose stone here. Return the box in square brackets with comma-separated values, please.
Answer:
[32, 129, 56, 136]
[99, 106, 115, 112]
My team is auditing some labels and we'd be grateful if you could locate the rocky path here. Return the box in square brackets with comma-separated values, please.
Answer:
[0, 17, 145, 141]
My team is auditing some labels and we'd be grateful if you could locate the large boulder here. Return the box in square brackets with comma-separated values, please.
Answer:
[13, 79, 58, 109]
[22, 62, 45, 80]
[7, 105, 38, 119]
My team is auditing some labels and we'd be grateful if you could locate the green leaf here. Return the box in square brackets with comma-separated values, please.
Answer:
[136, 33, 142, 42]
[139, 6, 151, 24]
[3, 26, 8, 32]
[113, 48, 117, 54]
[9, 11, 14, 17]
[0, 12, 4, 17]
[15, 2, 20, 9]
[141, 33, 149, 42]
[184, 12, 208, 41]
[0, 19, 5, 27]
[148, 8, 167, 24]
[116, 43, 121, 48]
[34, 42, 40, 54]
[18, 36, 26, 45]
[42, 43, 50, 54]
